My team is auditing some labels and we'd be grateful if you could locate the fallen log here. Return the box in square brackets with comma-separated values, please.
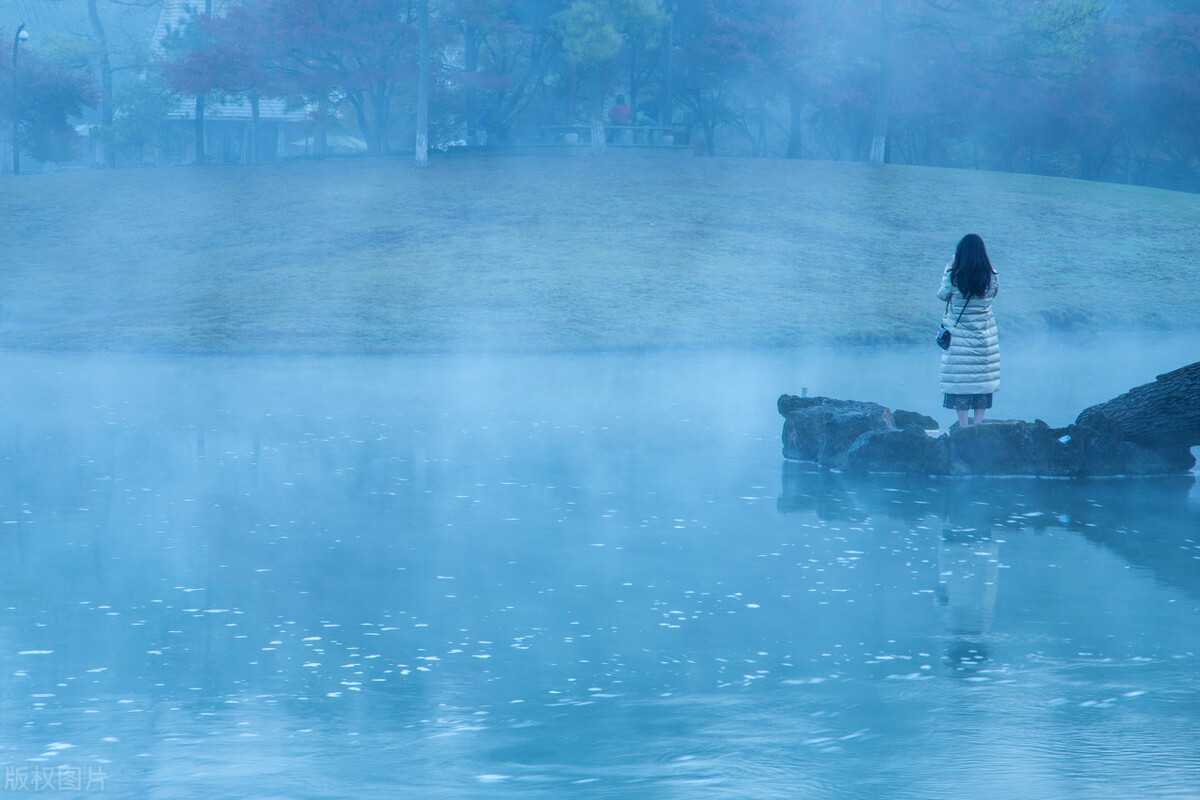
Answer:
[1075, 361, 1200, 451]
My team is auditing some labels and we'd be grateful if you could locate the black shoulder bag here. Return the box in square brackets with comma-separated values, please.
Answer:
[935, 296, 969, 350]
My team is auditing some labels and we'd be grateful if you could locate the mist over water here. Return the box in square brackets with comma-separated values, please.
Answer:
[6, 1, 1200, 794]
[1, 336, 1197, 798]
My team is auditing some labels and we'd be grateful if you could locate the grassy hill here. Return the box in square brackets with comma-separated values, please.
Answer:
[2, 156, 1197, 354]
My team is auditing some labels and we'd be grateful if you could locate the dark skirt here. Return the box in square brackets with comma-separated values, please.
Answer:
[943, 393, 993, 410]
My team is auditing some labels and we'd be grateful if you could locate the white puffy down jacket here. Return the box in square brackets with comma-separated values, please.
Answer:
[937, 263, 1000, 396]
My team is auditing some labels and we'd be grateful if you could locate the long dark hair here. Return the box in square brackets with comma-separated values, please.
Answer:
[950, 234, 994, 299]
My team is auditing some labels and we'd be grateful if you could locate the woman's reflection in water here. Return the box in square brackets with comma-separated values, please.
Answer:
[937, 485, 1002, 673]
[777, 461, 1200, 675]
[937, 526, 999, 670]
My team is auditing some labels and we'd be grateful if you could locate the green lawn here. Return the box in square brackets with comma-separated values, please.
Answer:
[2, 155, 1197, 354]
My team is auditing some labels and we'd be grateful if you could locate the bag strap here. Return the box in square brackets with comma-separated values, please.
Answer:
[951, 295, 970, 328]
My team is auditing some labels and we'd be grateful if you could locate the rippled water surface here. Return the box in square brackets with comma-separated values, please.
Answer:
[1, 339, 1198, 799]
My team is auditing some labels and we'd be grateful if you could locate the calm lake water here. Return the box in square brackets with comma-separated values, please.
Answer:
[1, 337, 1198, 799]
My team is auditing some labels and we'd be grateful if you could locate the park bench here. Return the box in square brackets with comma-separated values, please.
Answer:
[605, 125, 687, 144]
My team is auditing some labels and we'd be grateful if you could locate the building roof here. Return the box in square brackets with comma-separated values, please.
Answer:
[152, 0, 231, 59]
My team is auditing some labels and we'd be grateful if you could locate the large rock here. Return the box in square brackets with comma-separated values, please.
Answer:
[892, 409, 939, 431]
[779, 397, 893, 469]
[944, 420, 1057, 476]
[847, 426, 951, 474]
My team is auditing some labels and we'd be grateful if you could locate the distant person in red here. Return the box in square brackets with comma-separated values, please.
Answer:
[608, 95, 632, 125]
[607, 95, 632, 142]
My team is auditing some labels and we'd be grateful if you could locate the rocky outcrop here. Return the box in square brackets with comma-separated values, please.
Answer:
[778, 362, 1200, 477]
[778, 397, 894, 469]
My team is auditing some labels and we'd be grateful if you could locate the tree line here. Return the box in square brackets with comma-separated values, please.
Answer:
[3, 0, 1199, 191]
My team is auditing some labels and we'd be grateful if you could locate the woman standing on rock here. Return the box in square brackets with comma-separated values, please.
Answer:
[938, 233, 1000, 427]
